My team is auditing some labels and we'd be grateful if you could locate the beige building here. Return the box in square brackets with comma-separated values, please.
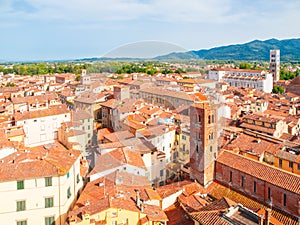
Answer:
[0, 142, 84, 225]
[240, 113, 288, 138]
[14, 104, 71, 147]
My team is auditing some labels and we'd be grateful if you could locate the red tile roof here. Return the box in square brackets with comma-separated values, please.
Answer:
[90, 147, 146, 175]
[0, 142, 81, 181]
[217, 151, 300, 194]
[14, 104, 69, 121]
[207, 181, 298, 225]
[164, 202, 194, 225]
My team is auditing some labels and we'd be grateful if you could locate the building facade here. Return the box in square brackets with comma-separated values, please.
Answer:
[190, 100, 219, 186]
[0, 144, 84, 225]
[14, 105, 71, 147]
[208, 68, 273, 93]
[270, 49, 280, 82]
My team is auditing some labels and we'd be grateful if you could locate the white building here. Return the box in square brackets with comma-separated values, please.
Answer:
[0, 142, 84, 225]
[97, 136, 167, 187]
[136, 124, 176, 164]
[208, 68, 273, 93]
[270, 49, 280, 82]
[14, 105, 71, 147]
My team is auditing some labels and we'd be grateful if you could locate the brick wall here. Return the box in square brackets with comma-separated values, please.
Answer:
[215, 162, 300, 216]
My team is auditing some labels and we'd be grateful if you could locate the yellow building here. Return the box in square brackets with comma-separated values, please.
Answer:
[274, 149, 300, 175]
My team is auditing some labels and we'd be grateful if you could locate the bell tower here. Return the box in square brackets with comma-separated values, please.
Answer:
[190, 100, 218, 187]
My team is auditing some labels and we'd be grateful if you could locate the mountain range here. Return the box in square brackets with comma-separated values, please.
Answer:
[154, 38, 300, 61]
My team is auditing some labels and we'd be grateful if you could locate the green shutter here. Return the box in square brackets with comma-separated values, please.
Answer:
[45, 216, 55, 225]
[45, 197, 53, 208]
[45, 177, 52, 187]
[67, 187, 71, 199]
[17, 181, 24, 190]
[16, 201, 25, 211]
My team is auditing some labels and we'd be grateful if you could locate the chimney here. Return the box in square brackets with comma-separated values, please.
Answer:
[135, 189, 141, 208]
[265, 208, 271, 225]
[140, 199, 144, 213]
[258, 213, 264, 225]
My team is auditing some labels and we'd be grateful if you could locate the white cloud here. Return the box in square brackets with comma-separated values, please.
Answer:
[0, 0, 300, 24]
[1, 0, 246, 24]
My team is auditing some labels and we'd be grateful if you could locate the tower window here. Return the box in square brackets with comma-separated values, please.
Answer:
[229, 171, 232, 182]
[268, 187, 271, 201]
[253, 181, 257, 193]
[197, 115, 201, 122]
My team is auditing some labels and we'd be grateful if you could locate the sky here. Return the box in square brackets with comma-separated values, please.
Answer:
[0, 0, 300, 61]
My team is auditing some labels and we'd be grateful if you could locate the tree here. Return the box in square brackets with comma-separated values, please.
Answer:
[280, 69, 297, 80]
[272, 85, 284, 94]
[5, 82, 16, 87]
[239, 62, 251, 69]
[175, 68, 186, 74]
[76, 74, 81, 82]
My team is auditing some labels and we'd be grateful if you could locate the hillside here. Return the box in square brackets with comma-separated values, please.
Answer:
[154, 38, 300, 61]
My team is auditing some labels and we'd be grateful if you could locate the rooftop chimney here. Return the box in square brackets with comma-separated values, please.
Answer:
[140, 199, 144, 213]
[135, 189, 141, 208]
[265, 208, 271, 225]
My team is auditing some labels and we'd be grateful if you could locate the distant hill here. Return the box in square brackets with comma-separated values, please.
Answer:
[154, 38, 300, 61]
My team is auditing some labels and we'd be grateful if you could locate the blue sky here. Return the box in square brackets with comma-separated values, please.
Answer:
[0, 0, 299, 61]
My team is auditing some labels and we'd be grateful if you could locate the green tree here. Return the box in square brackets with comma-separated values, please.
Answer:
[280, 70, 296, 80]
[175, 68, 186, 74]
[5, 82, 16, 87]
[272, 85, 284, 94]
[239, 62, 251, 69]
[76, 74, 81, 82]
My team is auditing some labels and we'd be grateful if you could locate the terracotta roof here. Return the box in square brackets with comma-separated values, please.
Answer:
[190, 211, 231, 225]
[0, 142, 81, 181]
[156, 180, 193, 198]
[103, 130, 135, 143]
[217, 151, 300, 194]
[14, 104, 69, 121]
[140, 88, 194, 102]
[226, 133, 282, 156]
[91, 148, 146, 175]
[144, 204, 169, 221]
[275, 150, 300, 162]
[11, 92, 57, 104]
[240, 122, 276, 135]
[138, 124, 176, 139]
[72, 110, 93, 121]
[207, 181, 298, 225]
[117, 137, 156, 154]
[164, 203, 194, 225]
[100, 99, 119, 108]
[75, 171, 151, 209]
[97, 128, 113, 141]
